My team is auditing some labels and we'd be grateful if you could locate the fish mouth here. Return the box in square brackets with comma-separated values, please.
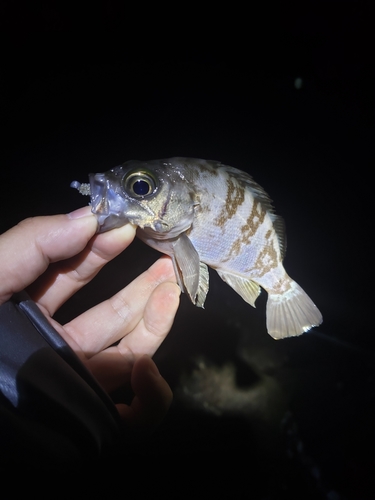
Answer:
[89, 172, 129, 233]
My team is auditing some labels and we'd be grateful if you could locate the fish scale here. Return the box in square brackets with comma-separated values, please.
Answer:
[71, 157, 322, 339]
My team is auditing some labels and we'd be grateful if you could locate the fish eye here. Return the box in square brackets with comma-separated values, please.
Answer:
[123, 170, 158, 198]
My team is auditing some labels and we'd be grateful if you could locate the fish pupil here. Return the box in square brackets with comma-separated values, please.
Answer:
[132, 179, 151, 196]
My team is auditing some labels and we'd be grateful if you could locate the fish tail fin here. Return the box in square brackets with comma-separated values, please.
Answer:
[266, 281, 322, 339]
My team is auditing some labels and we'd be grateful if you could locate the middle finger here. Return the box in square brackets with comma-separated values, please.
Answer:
[30, 223, 136, 316]
[62, 256, 176, 355]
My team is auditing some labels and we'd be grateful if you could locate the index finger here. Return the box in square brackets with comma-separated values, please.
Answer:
[28, 214, 136, 316]
[0, 207, 97, 304]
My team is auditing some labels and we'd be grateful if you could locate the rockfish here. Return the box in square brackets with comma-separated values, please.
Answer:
[71, 157, 322, 339]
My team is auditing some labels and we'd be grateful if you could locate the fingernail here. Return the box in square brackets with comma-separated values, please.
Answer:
[67, 206, 93, 219]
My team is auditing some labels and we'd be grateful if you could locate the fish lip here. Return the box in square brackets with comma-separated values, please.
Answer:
[95, 213, 127, 232]
[89, 172, 129, 233]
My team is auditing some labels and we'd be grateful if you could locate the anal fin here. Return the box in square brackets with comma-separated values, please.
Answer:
[216, 270, 261, 307]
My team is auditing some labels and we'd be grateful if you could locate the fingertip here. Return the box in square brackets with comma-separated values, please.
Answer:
[91, 223, 137, 257]
[132, 355, 172, 403]
[111, 223, 137, 243]
[138, 354, 162, 377]
[160, 281, 181, 316]
[133, 354, 160, 380]
[118, 356, 173, 434]
[143, 281, 181, 340]
[168, 281, 182, 300]
[65, 208, 98, 235]
[147, 256, 177, 284]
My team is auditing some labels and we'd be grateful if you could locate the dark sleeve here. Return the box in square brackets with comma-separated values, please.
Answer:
[0, 291, 123, 468]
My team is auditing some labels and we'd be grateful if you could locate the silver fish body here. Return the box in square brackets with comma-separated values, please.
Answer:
[72, 157, 322, 339]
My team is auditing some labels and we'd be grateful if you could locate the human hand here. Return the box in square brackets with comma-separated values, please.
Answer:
[0, 206, 180, 435]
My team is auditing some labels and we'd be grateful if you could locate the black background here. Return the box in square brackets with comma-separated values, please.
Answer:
[1, 2, 375, 498]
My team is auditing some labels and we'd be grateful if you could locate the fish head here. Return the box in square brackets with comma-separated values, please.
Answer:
[89, 159, 196, 237]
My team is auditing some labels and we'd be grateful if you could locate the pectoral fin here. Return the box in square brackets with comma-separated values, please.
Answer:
[216, 270, 261, 307]
[172, 234, 209, 307]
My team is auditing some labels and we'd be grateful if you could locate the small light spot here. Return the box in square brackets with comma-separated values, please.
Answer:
[294, 77, 303, 90]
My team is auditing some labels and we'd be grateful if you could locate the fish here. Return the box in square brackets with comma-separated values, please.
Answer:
[71, 157, 322, 339]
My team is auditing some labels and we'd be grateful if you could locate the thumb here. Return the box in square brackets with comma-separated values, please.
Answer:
[0, 208, 97, 304]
